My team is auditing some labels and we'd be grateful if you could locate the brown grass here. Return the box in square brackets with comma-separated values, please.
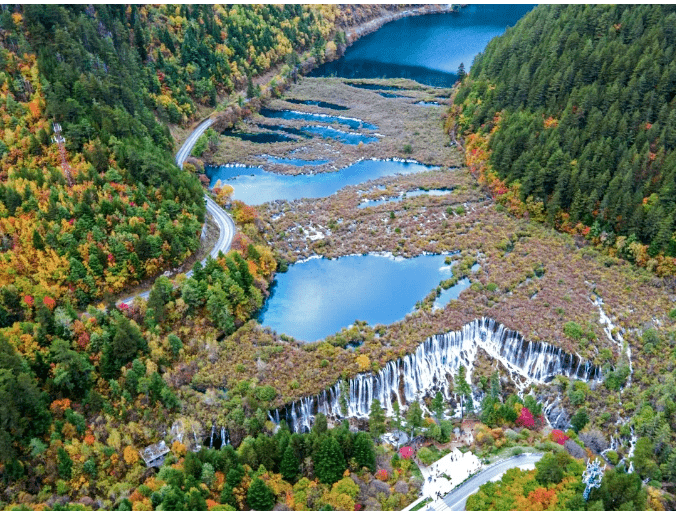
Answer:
[208, 77, 460, 173]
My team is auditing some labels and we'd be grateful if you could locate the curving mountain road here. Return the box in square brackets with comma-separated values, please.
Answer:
[175, 118, 236, 277]
[436, 453, 543, 511]
[176, 118, 214, 168]
[119, 117, 235, 304]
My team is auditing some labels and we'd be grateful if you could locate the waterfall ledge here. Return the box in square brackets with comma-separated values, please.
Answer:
[270, 317, 602, 432]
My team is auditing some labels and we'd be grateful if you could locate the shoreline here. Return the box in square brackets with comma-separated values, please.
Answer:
[341, 5, 460, 46]
[173, 4, 459, 152]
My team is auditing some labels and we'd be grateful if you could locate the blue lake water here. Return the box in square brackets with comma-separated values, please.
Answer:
[258, 253, 457, 342]
[264, 155, 330, 167]
[207, 160, 438, 205]
[434, 277, 471, 309]
[285, 99, 349, 111]
[301, 125, 379, 145]
[379, 92, 410, 99]
[260, 108, 378, 130]
[223, 131, 296, 143]
[256, 124, 312, 139]
[415, 101, 441, 107]
[230, 124, 378, 145]
[358, 188, 453, 209]
[310, 5, 535, 87]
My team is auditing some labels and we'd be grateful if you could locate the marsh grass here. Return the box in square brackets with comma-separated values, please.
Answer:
[210, 77, 459, 173]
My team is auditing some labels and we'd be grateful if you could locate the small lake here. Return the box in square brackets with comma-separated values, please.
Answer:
[258, 253, 456, 342]
[358, 188, 452, 209]
[379, 92, 410, 99]
[263, 155, 330, 167]
[260, 108, 378, 130]
[207, 159, 438, 205]
[256, 124, 312, 139]
[434, 277, 471, 309]
[301, 125, 379, 145]
[223, 131, 296, 143]
[285, 99, 349, 111]
[310, 5, 535, 87]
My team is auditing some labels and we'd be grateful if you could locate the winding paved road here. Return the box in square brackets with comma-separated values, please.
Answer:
[435, 453, 543, 511]
[119, 118, 235, 304]
[176, 118, 236, 277]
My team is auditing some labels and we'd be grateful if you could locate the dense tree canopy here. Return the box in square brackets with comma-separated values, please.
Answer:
[453, 5, 676, 268]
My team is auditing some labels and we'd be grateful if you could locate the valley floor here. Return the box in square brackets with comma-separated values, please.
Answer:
[188, 77, 670, 464]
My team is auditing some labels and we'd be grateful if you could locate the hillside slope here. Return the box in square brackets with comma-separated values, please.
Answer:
[0, 4, 361, 313]
[451, 4, 676, 273]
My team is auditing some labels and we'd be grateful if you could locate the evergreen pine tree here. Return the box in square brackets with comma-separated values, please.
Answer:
[247, 477, 275, 511]
[457, 62, 466, 80]
[57, 447, 73, 479]
[432, 391, 445, 421]
[234, 252, 254, 292]
[220, 485, 237, 507]
[280, 444, 299, 482]
[313, 413, 328, 435]
[32, 229, 44, 251]
[456, 365, 473, 417]
[571, 408, 589, 433]
[246, 75, 255, 99]
[163, 487, 187, 511]
[368, 399, 386, 440]
[353, 432, 376, 472]
[339, 379, 348, 416]
[314, 436, 346, 485]
[406, 401, 424, 439]
[392, 400, 403, 446]
[490, 371, 501, 400]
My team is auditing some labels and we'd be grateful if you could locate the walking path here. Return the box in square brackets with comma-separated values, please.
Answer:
[402, 453, 543, 511]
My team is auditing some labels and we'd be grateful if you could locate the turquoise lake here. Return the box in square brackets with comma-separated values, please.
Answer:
[258, 254, 456, 342]
[310, 5, 535, 87]
[222, 7, 533, 341]
[207, 160, 438, 205]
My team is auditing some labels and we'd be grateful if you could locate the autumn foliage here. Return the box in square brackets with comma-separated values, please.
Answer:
[550, 430, 569, 446]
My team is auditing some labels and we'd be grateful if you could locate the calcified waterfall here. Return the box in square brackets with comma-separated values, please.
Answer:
[594, 296, 632, 387]
[273, 317, 602, 432]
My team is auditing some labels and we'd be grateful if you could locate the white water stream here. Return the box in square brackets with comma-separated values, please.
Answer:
[594, 296, 632, 387]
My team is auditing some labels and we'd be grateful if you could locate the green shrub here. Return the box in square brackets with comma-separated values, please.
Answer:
[417, 447, 436, 465]
[255, 385, 276, 402]
[563, 321, 583, 340]
[191, 133, 209, 157]
[56, 480, 69, 495]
